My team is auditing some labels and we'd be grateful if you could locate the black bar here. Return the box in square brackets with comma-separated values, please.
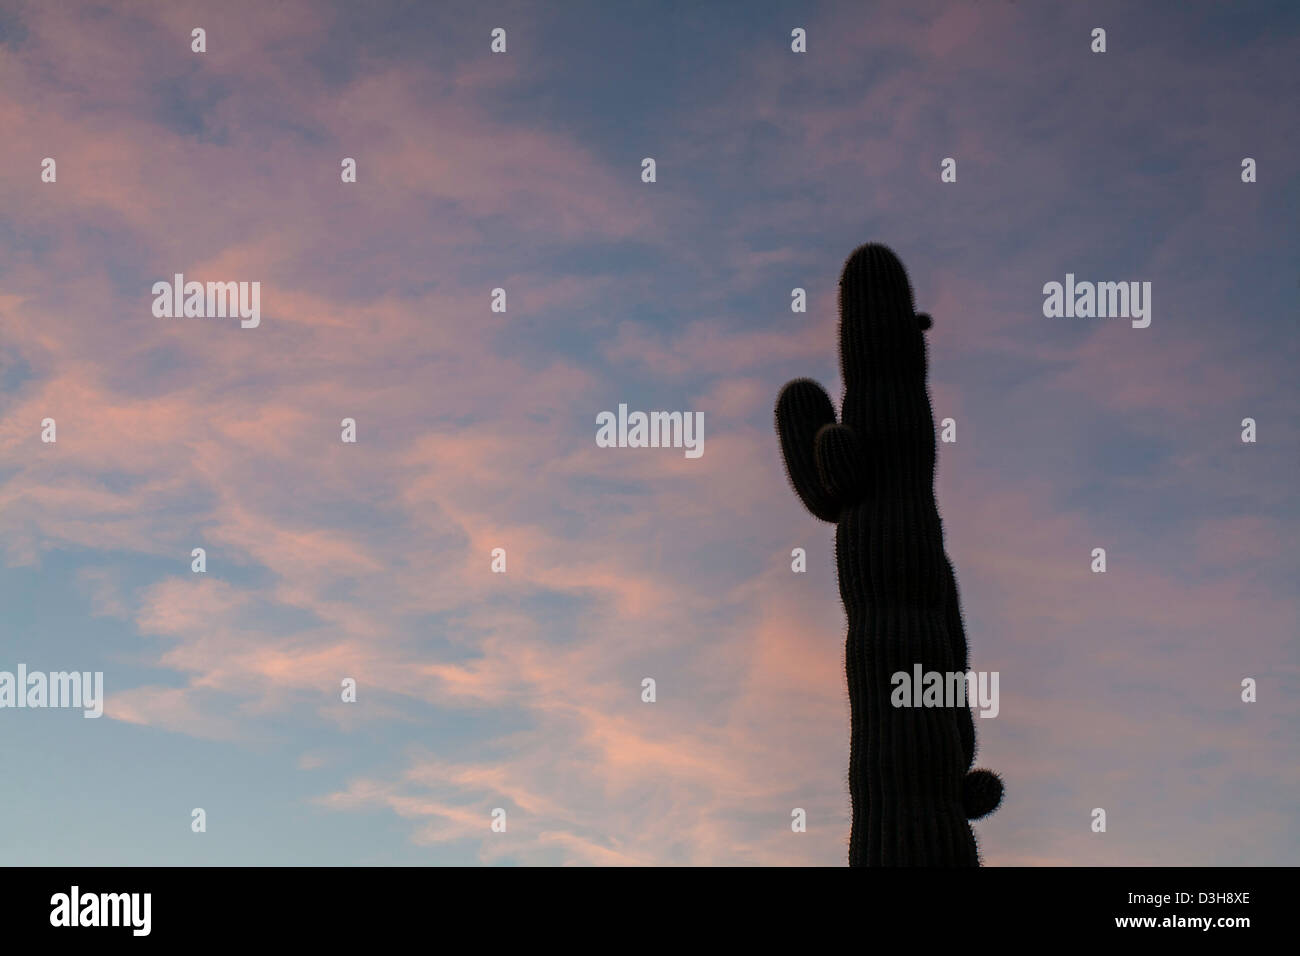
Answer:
[1, 866, 1283, 942]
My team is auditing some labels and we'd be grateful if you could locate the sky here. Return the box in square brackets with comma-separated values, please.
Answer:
[0, 0, 1296, 866]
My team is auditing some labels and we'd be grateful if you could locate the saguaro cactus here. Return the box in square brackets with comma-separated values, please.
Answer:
[775, 243, 1002, 866]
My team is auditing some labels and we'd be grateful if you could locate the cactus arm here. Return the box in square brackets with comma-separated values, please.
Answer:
[814, 423, 867, 507]
[963, 769, 1004, 821]
[775, 378, 841, 522]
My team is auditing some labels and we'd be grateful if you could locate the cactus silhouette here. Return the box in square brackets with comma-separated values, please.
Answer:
[775, 243, 1002, 866]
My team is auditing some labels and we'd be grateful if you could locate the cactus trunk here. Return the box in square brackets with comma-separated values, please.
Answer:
[775, 243, 1002, 866]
